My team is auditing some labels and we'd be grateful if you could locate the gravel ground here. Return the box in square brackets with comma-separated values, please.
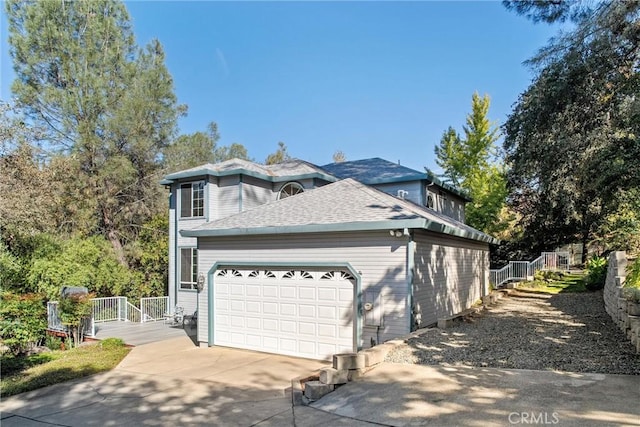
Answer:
[386, 290, 640, 375]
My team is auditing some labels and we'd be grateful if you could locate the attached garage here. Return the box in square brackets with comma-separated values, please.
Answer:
[211, 267, 357, 360]
[182, 179, 497, 360]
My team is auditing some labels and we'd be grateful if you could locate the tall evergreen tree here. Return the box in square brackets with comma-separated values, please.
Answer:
[6, 0, 182, 265]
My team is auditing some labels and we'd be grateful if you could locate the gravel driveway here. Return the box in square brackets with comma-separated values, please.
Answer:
[387, 290, 640, 375]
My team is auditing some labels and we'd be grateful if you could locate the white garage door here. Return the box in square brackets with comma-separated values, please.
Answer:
[213, 268, 355, 360]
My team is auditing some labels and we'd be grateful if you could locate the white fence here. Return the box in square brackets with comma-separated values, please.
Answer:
[490, 251, 570, 288]
[47, 296, 169, 333]
[141, 296, 169, 322]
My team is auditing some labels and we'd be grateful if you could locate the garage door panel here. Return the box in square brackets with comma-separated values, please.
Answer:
[299, 322, 315, 335]
[318, 306, 336, 319]
[214, 268, 355, 360]
[230, 284, 244, 295]
[263, 302, 278, 314]
[246, 285, 261, 296]
[280, 303, 296, 316]
[246, 301, 261, 313]
[280, 286, 296, 298]
[299, 287, 315, 300]
[263, 318, 278, 331]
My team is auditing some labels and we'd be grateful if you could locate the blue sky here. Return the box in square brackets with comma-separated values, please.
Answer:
[1, 1, 561, 171]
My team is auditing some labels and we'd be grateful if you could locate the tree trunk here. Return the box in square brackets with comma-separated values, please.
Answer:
[102, 208, 128, 268]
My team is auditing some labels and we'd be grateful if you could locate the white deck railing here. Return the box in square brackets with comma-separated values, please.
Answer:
[490, 251, 570, 288]
[48, 295, 169, 332]
[140, 296, 169, 322]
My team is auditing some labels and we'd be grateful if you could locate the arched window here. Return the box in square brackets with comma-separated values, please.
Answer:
[278, 182, 304, 200]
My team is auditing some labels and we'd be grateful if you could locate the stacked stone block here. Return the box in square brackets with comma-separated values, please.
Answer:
[603, 251, 640, 354]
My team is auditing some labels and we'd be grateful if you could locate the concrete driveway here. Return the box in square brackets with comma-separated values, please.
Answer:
[0, 336, 339, 426]
[2, 337, 639, 426]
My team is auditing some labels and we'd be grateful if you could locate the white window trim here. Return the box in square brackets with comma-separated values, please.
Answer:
[277, 182, 304, 200]
[179, 181, 205, 218]
[179, 247, 198, 290]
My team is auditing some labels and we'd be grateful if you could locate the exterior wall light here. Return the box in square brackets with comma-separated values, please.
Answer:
[196, 272, 205, 292]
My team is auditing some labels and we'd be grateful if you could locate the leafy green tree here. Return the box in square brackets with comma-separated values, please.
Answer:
[265, 141, 291, 165]
[503, 0, 640, 260]
[163, 122, 251, 172]
[58, 292, 94, 348]
[128, 215, 169, 298]
[434, 93, 508, 234]
[26, 236, 135, 300]
[0, 291, 46, 355]
[6, 0, 182, 266]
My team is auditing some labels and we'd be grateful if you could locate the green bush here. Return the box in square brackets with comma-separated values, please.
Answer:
[100, 337, 126, 349]
[584, 255, 607, 291]
[625, 257, 640, 289]
[44, 335, 63, 351]
[58, 292, 94, 348]
[0, 292, 47, 355]
[534, 270, 564, 282]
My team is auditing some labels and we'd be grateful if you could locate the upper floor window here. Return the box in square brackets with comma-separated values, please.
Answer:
[278, 182, 304, 200]
[180, 181, 204, 218]
[426, 193, 435, 209]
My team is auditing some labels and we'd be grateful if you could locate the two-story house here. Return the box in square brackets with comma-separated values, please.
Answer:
[161, 157, 496, 360]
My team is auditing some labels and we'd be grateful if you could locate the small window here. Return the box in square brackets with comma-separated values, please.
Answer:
[180, 181, 205, 218]
[180, 248, 198, 290]
[426, 193, 435, 209]
[278, 182, 304, 200]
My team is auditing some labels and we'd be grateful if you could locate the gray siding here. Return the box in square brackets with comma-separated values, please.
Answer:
[373, 181, 422, 205]
[412, 231, 489, 328]
[242, 176, 274, 210]
[207, 176, 219, 221]
[217, 175, 240, 218]
[196, 232, 410, 349]
[433, 189, 466, 223]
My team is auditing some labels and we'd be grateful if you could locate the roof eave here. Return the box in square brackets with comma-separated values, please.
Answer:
[161, 168, 338, 185]
[181, 218, 498, 244]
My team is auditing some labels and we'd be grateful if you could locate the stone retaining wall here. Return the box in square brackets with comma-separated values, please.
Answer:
[603, 251, 640, 353]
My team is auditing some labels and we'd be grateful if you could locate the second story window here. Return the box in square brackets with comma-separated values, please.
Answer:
[180, 181, 204, 218]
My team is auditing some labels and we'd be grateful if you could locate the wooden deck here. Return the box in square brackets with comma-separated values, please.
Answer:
[92, 320, 197, 346]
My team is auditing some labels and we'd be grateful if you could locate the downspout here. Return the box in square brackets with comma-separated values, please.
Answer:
[173, 186, 179, 309]
[406, 228, 415, 333]
[238, 175, 243, 212]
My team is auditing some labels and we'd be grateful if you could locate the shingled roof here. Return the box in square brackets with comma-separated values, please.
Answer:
[321, 158, 470, 201]
[161, 158, 336, 185]
[181, 178, 497, 244]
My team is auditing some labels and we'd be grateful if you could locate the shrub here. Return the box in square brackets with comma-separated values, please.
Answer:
[58, 292, 94, 348]
[44, 335, 63, 351]
[100, 338, 125, 349]
[584, 255, 607, 291]
[0, 292, 47, 355]
[625, 257, 640, 289]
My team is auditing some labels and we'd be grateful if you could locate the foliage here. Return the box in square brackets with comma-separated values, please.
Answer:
[162, 121, 251, 172]
[533, 270, 564, 282]
[625, 258, 640, 290]
[584, 255, 608, 291]
[58, 292, 94, 348]
[503, 1, 640, 260]
[0, 341, 130, 397]
[101, 337, 126, 349]
[0, 292, 47, 355]
[0, 241, 22, 291]
[434, 93, 508, 234]
[126, 215, 169, 299]
[6, 0, 182, 265]
[591, 189, 640, 257]
[332, 150, 346, 163]
[265, 141, 291, 165]
[26, 235, 135, 300]
[45, 335, 63, 351]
